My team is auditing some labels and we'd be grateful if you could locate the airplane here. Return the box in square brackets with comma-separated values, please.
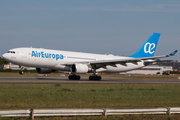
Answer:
[2, 33, 178, 81]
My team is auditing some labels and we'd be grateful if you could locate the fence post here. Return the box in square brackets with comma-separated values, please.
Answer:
[103, 109, 107, 116]
[167, 107, 171, 115]
[30, 109, 34, 120]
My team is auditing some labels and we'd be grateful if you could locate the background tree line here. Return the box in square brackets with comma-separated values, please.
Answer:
[0, 57, 9, 68]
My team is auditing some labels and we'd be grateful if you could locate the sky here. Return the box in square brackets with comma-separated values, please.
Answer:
[0, 0, 180, 60]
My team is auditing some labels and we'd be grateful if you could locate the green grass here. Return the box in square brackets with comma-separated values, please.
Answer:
[0, 113, 180, 120]
[0, 83, 180, 109]
[0, 73, 180, 119]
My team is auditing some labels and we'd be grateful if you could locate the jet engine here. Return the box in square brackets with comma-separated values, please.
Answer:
[71, 63, 91, 74]
[36, 68, 55, 74]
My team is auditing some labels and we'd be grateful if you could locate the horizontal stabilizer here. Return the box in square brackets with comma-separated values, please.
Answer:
[168, 50, 178, 56]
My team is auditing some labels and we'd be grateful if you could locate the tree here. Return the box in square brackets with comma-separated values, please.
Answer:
[0, 57, 3, 66]
[155, 58, 161, 61]
[0, 57, 9, 66]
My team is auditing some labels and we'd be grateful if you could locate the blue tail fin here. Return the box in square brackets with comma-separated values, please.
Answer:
[129, 33, 160, 58]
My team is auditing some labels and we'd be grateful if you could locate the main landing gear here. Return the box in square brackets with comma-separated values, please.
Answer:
[89, 75, 101, 81]
[68, 75, 101, 81]
[89, 69, 101, 81]
[68, 75, 81, 80]
[68, 67, 101, 81]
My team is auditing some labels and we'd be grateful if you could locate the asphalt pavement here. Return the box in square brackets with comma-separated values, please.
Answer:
[0, 77, 180, 84]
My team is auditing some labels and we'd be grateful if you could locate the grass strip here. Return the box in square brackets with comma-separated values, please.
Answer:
[0, 83, 180, 109]
[1, 114, 180, 120]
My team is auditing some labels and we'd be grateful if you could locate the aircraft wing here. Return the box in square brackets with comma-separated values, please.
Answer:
[88, 50, 178, 68]
[64, 50, 178, 68]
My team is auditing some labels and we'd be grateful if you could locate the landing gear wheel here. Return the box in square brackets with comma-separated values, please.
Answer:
[19, 71, 24, 75]
[68, 75, 81, 80]
[89, 76, 101, 81]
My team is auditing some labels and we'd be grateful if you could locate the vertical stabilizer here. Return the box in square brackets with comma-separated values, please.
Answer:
[129, 33, 160, 58]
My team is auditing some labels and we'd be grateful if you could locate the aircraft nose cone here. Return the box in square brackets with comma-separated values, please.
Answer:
[2, 53, 5, 58]
[2, 53, 8, 60]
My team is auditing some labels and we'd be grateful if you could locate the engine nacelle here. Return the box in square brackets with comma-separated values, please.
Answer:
[36, 68, 55, 74]
[71, 63, 91, 74]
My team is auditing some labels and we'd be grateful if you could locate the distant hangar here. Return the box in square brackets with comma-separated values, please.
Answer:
[126, 65, 172, 75]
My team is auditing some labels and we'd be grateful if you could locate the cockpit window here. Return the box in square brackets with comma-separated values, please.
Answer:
[7, 51, 15, 54]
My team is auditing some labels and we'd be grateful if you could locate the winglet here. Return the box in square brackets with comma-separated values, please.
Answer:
[168, 50, 178, 56]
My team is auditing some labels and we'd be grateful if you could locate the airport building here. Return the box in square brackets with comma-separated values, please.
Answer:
[155, 61, 180, 71]
[126, 65, 173, 75]
[3, 63, 35, 70]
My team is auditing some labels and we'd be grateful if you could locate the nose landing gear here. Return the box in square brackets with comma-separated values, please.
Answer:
[19, 66, 24, 75]
[19, 71, 24, 75]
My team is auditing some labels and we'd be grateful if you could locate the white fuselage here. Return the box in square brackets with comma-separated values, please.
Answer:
[2, 47, 145, 73]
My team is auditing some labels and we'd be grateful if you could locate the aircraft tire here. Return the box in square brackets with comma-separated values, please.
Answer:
[68, 75, 80, 80]
[19, 71, 24, 75]
[89, 76, 101, 81]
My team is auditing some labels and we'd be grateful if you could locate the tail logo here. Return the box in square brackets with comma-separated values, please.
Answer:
[144, 42, 156, 54]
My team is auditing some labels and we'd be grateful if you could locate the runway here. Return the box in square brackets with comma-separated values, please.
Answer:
[0, 77, 180, 84]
